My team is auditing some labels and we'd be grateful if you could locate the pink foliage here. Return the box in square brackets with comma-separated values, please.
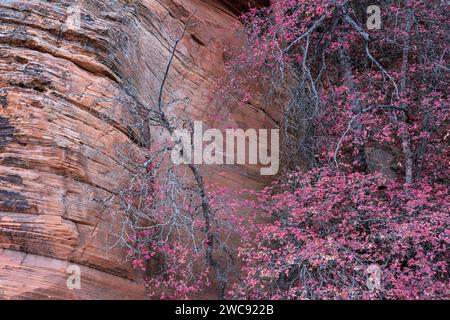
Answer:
[231, 167, 449, 300]
[224, 0, 449, 178]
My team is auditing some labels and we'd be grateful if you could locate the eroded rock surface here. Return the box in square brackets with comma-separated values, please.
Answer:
[0, 0, 276, 299]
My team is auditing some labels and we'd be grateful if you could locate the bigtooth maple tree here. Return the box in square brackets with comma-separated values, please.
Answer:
[224, 0, 449, 300]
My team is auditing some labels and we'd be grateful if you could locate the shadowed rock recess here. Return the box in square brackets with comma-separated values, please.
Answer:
[0, 0, 276, 299]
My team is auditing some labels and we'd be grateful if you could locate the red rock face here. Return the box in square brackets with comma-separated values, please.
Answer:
[0, 0, 276, 299]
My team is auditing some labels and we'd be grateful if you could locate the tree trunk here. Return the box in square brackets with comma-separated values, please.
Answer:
[398, 9, 415, 185]
[338, 35, 368, 172]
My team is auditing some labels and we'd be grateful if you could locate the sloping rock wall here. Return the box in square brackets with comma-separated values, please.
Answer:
[0, 0, 275, 299]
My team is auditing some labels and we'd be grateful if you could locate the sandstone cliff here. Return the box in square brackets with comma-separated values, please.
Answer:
[0, 0, 275, 299]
